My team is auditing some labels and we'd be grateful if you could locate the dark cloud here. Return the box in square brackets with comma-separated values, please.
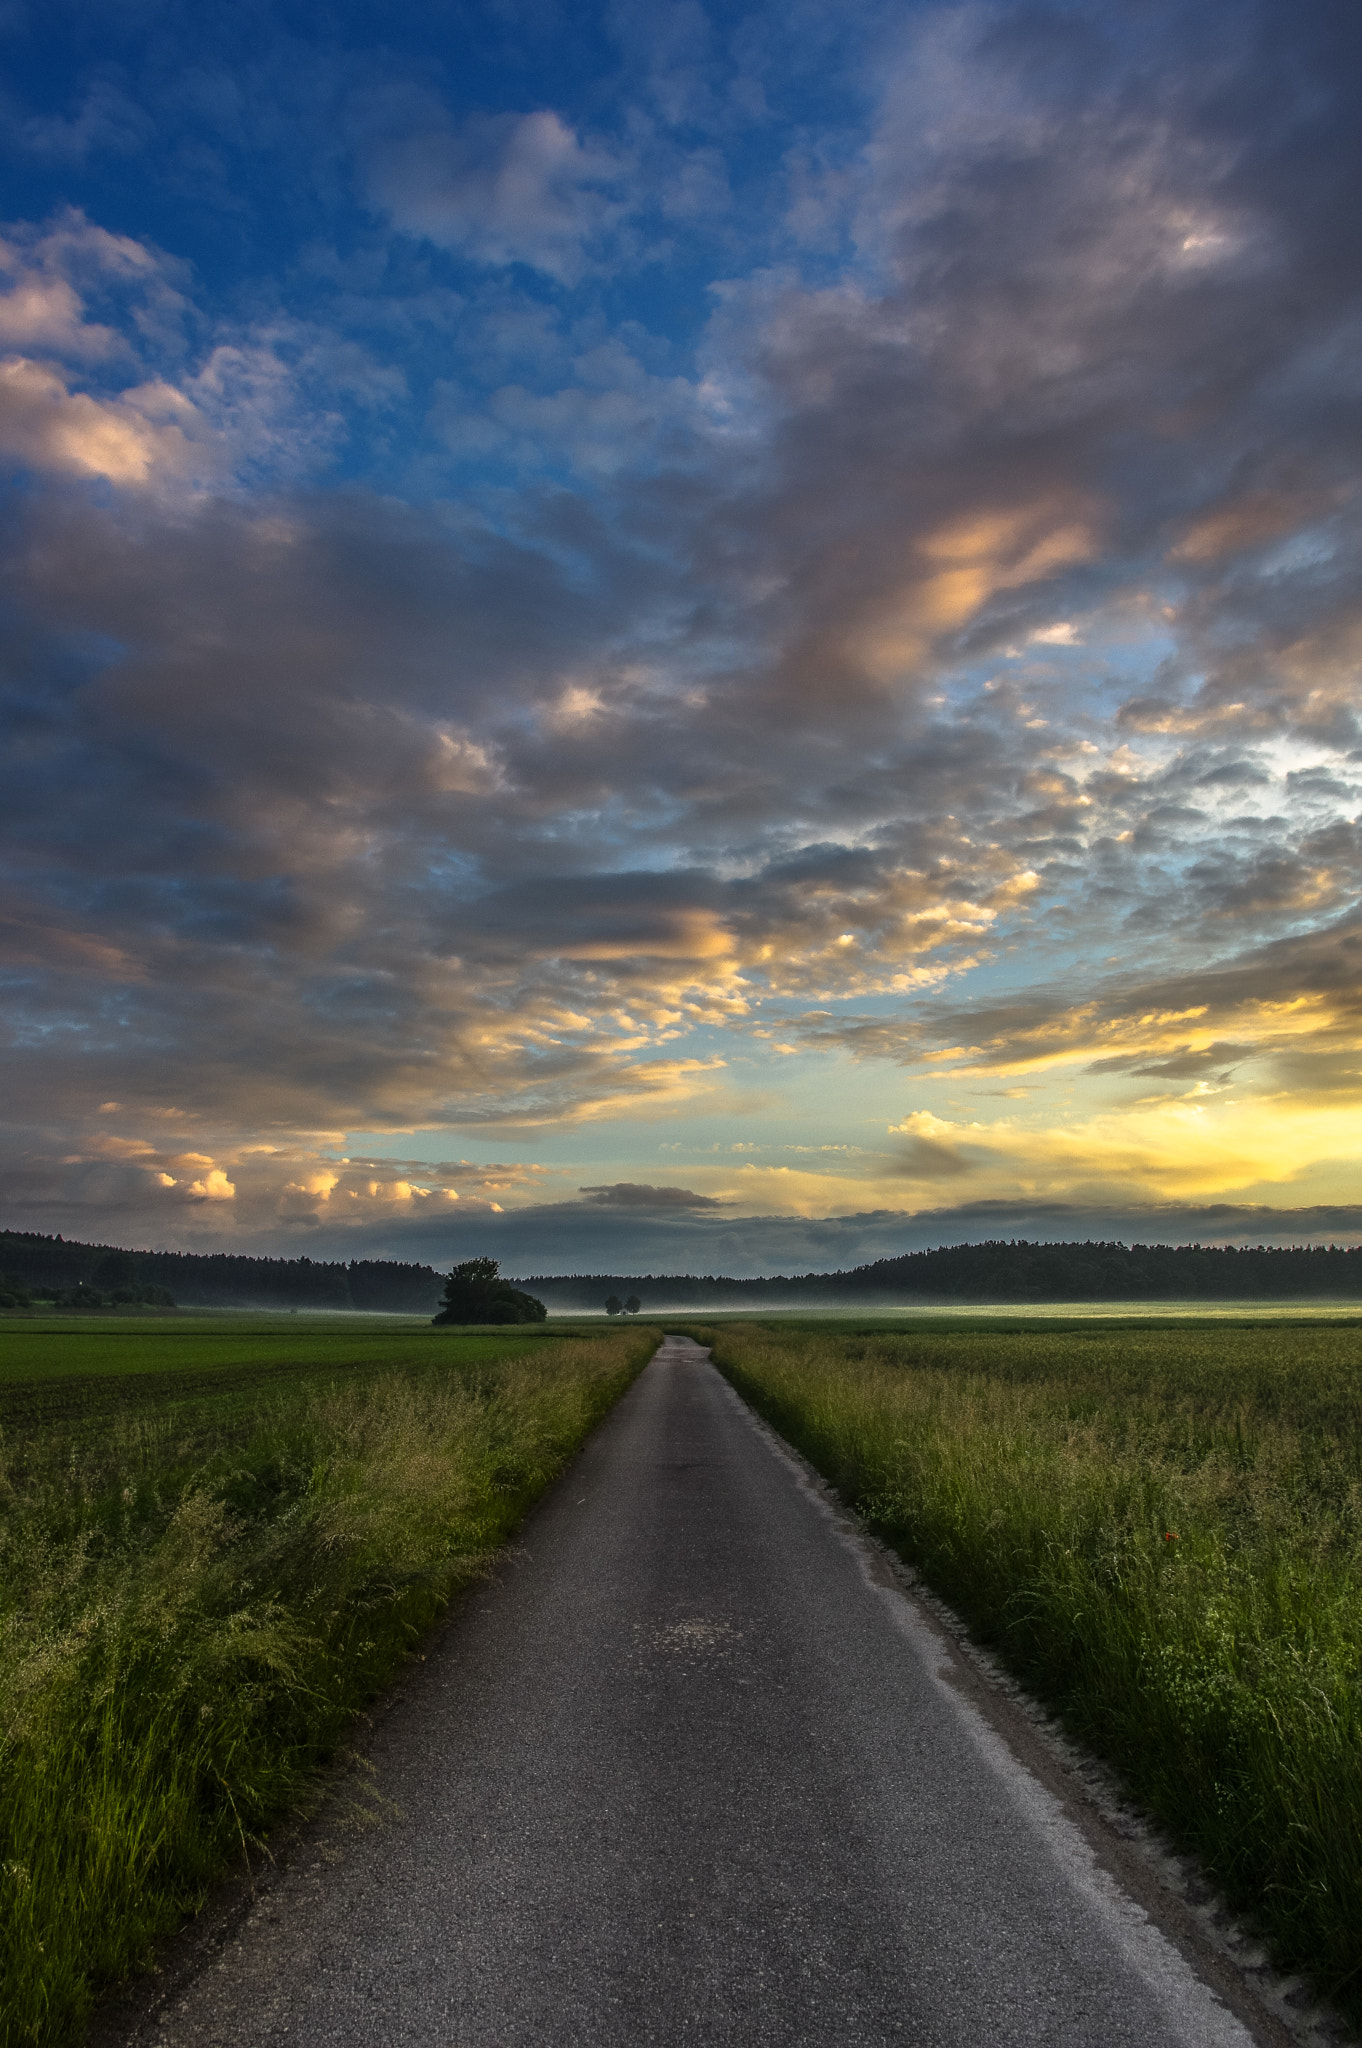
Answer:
[473, 1199, 1362, 1281]
[576, 1182, 726, 1209]
[7, 1187, 1349, 1282]
[1088, 1042, 1257, 1080]
[887, 1135, 974, 1181]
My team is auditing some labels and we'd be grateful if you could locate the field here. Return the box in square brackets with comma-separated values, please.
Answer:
[0, 1314, 656, 2047]
[693, 1316, 1362, 2025]
[0, 1316, 596, 1433]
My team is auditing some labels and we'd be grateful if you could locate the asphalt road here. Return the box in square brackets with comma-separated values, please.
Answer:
[143, 1336, 1261, 2047]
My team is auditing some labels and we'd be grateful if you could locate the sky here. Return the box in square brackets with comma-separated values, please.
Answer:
[2, 0, 1362, 1276]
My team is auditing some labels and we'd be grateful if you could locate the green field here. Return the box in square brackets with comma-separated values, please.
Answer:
[670, 1297, 1362, 1323]
[0, 1315, 600, 1432]
[691, 1315, 1362, 2027]
[0, 1313, 656, 2047]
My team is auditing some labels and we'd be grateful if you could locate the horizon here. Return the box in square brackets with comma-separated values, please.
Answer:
[2, 0, 1361, 1269]
[9, 1219, 1362, 1286]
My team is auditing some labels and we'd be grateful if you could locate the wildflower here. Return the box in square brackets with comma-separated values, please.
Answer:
[1164, 1531, 1179, 1542]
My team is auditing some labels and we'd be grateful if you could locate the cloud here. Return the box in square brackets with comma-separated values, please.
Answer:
[1088, 1041, 1256, 1080]
[5, 73, 152, 163]
[4, 2, 1362, 1261]
[0, 355, 206, 483]
[789, 907, 1362, 1087]
[480, 1198, 1362, 1281]
[886, 1110, 978, 1181]
[576, 1182, 726, 1210]
[0, 1127, 568, 1246]
[0, 214, 217, 485]
[0, 211, 402, 495]
[7, 1172, 1353, 1279]
[0, 258, 112, 360]
[360, 96, 630, 283]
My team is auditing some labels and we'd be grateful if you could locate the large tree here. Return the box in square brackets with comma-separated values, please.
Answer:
[432, 1258, 546, 1326]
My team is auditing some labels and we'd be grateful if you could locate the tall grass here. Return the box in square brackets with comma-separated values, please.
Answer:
[700, 1322, 1362, 2021]
[0, 1330, 653, 2046]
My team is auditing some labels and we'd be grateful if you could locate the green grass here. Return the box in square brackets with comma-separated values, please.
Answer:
[0, 1315, 601, 1436]
[691, 1317, 1362, 2024]
[0, 1316, 656, 2047]
[2, 1312, 599, 1364]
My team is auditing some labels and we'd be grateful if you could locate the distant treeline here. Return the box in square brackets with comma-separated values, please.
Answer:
[4, 1230, 1362, 1313]
[527, 1238, 1362, 1307]
[0, 1232, 444, 1313]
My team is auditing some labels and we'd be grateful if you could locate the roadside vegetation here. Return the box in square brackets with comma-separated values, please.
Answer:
[0, 1315, 655, 2046]
[695, 1318, 1362, 2026]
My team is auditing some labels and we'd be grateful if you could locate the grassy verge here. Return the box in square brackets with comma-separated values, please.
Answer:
[694, 1319, 1362, 2024]
[0, 1321, 656, 2046]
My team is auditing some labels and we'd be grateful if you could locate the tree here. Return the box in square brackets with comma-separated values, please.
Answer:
[0, 1271, 30, 1308]
[93, 1250, 141, 1293]
[624, 1295, 641, 1315]
[433, 1258, 547, 1326]
[604, 1294, 623, 1316]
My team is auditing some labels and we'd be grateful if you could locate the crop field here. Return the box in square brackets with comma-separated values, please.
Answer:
[0, 1314, 656, 2047]
[0, 1315, 600, 1435]
[672, 1298, 1362, 1323]
[693, 1316, 1362, 2026]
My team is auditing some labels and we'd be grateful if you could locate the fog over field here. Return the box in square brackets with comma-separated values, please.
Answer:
[2, 0, 1361, 1267]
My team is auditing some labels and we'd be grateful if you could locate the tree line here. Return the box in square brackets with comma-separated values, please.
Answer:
[5, 1229, 1362, 1314]
[0, 1233, 444, 1312]
[524, 1238, 1362, 1306]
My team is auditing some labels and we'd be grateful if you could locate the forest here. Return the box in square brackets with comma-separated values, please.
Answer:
[4, 1229, 1362, 1312]
[525, 1239, 1362, 1306]
[0, 1232, 443, 1312]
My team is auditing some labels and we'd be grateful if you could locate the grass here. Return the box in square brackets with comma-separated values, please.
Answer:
[692, 1317, 1362, 2024]
[0, 1315, 656, 2047]
[0, 1315, 599, 1436]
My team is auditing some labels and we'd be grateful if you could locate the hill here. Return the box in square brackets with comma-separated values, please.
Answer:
[524, 1238, 1362, 1308]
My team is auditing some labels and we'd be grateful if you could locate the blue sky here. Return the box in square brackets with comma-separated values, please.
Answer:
[3, 0, 1362, 1274]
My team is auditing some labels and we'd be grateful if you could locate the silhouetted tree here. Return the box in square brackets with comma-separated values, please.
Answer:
[604, 1294, 623, 1316]
[433, 1257, 546, 1325]
[624, 1295, 641, 1315]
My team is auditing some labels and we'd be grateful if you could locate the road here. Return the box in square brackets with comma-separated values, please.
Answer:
[139, 1335, 1266, 2047]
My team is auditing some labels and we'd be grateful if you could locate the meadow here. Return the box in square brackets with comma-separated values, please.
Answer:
[694, 1316, 1362, 2026]
[0, 1314, 656, 2047]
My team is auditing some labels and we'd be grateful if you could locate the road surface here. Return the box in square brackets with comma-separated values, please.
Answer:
[138, 1336, 1267, 2047]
